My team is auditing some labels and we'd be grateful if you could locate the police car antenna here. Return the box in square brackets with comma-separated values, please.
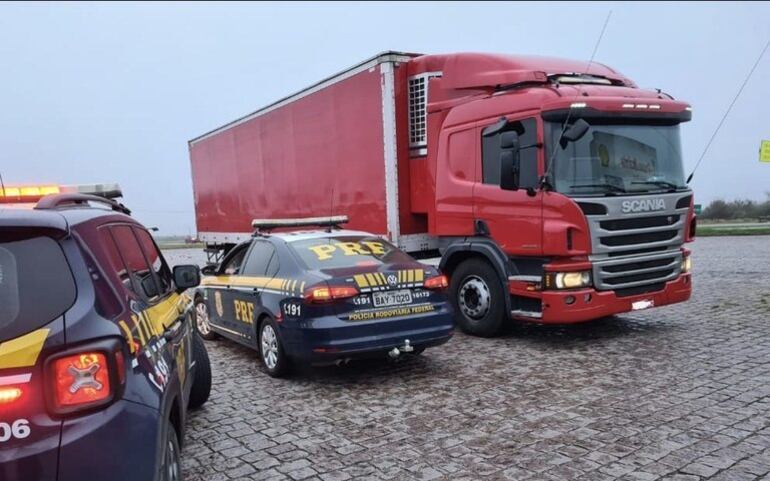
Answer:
[0, 172, 6, 197]
[326, 187, 335, 233]
[686, 36, 770, 184]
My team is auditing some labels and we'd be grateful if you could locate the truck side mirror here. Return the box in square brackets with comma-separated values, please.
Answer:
[500, 131, 520, 191]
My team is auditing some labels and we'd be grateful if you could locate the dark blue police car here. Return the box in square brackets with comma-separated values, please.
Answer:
[0, 185, 211, 481]
[194, 216, 454, 377]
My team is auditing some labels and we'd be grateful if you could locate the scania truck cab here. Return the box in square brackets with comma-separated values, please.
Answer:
[413, 54, 694, 335]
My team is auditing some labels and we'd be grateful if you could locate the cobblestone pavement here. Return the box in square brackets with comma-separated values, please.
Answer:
[179, 237, 770, 480]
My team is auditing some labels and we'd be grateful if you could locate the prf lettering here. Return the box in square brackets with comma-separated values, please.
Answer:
[308, 241, 386, 261]
[234, 300, 255, 324]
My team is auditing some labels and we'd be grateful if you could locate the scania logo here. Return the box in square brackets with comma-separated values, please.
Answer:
[621, 198, 666, 213]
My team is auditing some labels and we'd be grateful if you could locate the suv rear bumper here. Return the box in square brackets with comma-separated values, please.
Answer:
[511, 273, 692, 324]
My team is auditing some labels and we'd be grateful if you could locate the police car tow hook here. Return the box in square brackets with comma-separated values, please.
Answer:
[335, 358, 351, 367]
[402, 339, 414, 353]
[388, 347, 401, 359]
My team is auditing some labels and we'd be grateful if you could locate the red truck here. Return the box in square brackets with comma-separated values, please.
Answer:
[189, 51, 695, 336]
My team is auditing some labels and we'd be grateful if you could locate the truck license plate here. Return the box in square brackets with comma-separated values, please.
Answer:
[372, 289, 413, 308]
[632, 299, 654, 311]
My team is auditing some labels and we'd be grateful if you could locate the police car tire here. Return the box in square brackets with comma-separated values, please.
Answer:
[450, 258, 506, 337]
[188, 334, 212, 410]
[194, 297, 219, 341]
[259, 318, 289, 378]
[160, 419, 182, 481]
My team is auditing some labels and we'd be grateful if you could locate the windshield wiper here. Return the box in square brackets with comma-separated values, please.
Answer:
[631, 180, 684, 191]
[569, 183, 626, 194]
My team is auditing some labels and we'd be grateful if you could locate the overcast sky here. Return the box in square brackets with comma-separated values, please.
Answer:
[1, 2, 768, 234]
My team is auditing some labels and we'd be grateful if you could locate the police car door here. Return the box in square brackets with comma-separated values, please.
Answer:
[206, 243, 249, 342]
[230, 240, 277, 346]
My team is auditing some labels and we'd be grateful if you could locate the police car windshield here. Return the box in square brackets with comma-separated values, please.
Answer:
[0, 236, 76, 342]
[289, 236, 414, 270]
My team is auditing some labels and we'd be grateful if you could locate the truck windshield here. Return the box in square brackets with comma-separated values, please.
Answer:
[546, 122, 687, 196]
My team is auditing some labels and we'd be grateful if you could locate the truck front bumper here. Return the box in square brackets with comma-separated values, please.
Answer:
[511, 273, 692, 324]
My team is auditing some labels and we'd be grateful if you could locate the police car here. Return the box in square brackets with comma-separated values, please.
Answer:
[0, 184, 211, 481]
[194, 216, 454, 377]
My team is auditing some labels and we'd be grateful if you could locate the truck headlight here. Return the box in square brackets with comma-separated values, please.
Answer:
[682, 256, 692, 273]
[544, 271, 592, 289]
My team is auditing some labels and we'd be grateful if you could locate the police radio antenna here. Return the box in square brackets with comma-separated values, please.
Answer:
[0, 172, 5, 197]
[686, 36, 770, 184]
[326, 186, 335, 233]
[541, 10, 612, 189]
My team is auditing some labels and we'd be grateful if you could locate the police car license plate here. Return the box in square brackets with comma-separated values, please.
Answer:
[372, 289, 413, 308]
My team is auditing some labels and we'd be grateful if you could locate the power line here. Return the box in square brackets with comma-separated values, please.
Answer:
[687, 37, 770, 183]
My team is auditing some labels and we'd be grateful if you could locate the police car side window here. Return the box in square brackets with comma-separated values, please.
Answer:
[108, 225, 161, 302]
[241, 241, 276, 277]
[134, 228, 174, 298]
[222, 245, 248, 275]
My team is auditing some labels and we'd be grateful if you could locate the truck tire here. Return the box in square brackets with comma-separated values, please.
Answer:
[449, 258, 507, 337]
[188, 333, 212, 409]
[194, 296, 219, 340]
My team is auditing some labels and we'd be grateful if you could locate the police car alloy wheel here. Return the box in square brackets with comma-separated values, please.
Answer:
[195, 298, 217, 340]
[161, 421, 181, 481]
[261, 324, 279, 369]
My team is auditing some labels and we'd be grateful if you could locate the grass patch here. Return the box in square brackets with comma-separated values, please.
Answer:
[697, 226, 770, 237]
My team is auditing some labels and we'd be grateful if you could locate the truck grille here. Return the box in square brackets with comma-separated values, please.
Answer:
[580, 192, 692, 292]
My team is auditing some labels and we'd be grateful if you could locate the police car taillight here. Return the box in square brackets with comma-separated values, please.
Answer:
[303, 284, 359, 303]
[424, 274, 449, 290]
[0, 386, 23, 404]
[46, 347, 124, 415]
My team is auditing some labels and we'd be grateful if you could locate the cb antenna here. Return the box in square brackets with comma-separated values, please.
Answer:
[0, 172, 5, 197]
[686, 36, 770, 184]
[326, 186, 335, 233]
[541, 10, 612, 189]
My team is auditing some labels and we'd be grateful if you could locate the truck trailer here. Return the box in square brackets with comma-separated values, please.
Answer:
[189, 51, 695, 336]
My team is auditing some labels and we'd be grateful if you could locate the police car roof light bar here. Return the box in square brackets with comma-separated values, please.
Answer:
[35, 193, 132, 215]
[251, 215, 349, 234]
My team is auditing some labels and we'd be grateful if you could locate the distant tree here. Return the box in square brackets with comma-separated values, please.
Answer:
[701, 199, 732, 219]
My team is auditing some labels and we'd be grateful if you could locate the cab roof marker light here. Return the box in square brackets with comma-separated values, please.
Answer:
[649, 104, 662, 110]
[635, 104, 649, 109]
[685, 106, 692, 111]
[622, 103, 635, 108]
[570, 102, 587, 108]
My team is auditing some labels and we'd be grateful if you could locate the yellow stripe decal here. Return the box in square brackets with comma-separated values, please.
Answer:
[131, 314, 147, 346]
[366, 273, 378, 286]
[0, 328, 50, 369]
[201, 275, 293, 291]
[118, 320, 136, 353]
[354, 274, 369, 288]
[378, 273, 387, 286]
[407, 270, 414, 283]
[416, 270, 424, 282]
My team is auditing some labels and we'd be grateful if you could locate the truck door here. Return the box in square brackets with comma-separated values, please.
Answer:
[473, 117, 543, 255]
[228, 240, 277, 345]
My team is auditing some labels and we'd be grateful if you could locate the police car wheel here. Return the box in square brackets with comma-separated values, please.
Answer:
[188, 333, 212, 409]
[160, 420, 181, 481]
[259, 319, 289, 378]
[450, 258, 506, 337]
[194, 297, 218, 340]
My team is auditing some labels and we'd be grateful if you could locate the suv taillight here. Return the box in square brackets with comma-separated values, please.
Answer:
[46, 341, 125, 416]
[0, 386, 23, 404]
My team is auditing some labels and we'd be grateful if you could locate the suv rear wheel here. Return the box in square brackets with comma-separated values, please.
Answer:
[160, 419, 181, 481]
[450, 258, 507, 337]
[188, 333, 212, 409]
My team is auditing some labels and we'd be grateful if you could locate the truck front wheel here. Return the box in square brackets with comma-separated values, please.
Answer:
[450, 259, 507, 337]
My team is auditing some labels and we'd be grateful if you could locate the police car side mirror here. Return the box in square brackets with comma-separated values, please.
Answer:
[173, 265, 201, 291]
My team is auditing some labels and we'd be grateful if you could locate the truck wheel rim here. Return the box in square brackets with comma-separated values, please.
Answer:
[196, 302, 211, 335]
[261, 324, 279, 370]
[458, 276, 491, 320]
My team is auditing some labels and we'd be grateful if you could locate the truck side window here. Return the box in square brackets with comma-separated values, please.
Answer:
[241, 241, 276, 277]
[482, 117, 538, 188]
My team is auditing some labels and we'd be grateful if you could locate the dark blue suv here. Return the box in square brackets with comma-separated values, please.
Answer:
[0, 191, 211, 481]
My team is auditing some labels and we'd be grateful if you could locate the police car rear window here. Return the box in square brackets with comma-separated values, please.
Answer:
[0, 236, 76, 342]
[289, 236, 413, 270]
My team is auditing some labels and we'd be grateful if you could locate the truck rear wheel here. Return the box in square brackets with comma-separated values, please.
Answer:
[450, 258, 506, 337]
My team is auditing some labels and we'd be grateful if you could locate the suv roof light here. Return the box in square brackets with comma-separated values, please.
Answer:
[0, 183, 123, 204]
